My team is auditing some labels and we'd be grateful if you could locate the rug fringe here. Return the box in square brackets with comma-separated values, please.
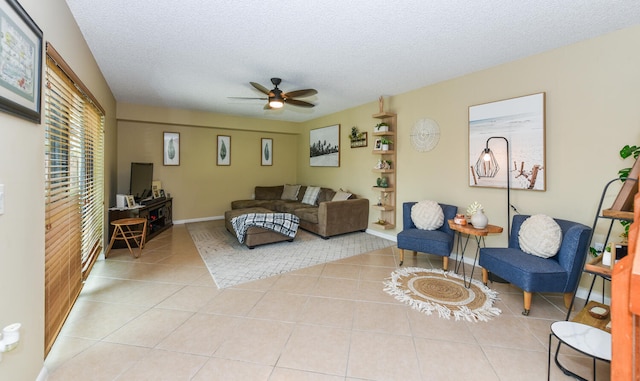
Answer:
[383, 267, 502, 322]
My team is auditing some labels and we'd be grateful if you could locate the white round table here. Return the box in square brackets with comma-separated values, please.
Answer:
[548, 321, 611, 380]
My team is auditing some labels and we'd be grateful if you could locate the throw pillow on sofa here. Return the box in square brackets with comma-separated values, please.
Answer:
[281, 184, 301, 200]
[519, 214, 562, 258]
[332, 191, 352, 201]
[302, 186, 321, 205]
[411, 200, 444, 230]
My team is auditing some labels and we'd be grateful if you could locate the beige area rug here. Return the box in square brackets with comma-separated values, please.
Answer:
[384, 267, 501, 322]
[187, 221, 395, 288]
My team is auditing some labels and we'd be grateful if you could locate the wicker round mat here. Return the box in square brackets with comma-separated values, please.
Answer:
[383, 267, 501, 322]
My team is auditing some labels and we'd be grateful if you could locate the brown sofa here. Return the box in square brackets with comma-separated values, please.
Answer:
[231, 185, 369, 238]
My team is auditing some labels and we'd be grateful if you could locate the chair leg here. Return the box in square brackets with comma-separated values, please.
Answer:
[523, 291, 532, 316]
[563, 293, 573, 309]
[482, 268, 489, 285]
[443, 256, 448, 271]
[399, 249, 404, 266]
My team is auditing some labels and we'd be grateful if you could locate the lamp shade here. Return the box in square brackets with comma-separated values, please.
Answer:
[475, 148, 499, 178]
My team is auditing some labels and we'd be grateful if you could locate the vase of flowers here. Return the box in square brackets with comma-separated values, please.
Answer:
[467, 201, 488, 229]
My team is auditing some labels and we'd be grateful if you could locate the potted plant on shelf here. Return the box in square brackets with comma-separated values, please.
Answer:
[374, 122, 389, 132]
[380, 137, 393, 151]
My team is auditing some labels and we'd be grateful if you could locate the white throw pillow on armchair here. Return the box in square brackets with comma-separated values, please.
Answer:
[519, 214, 563, 258]
[410, 200, 444, 230]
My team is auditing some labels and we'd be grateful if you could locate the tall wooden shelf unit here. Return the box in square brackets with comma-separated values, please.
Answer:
[371, 112, 397, 230]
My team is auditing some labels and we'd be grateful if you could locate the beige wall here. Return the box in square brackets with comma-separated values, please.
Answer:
[0, 0, 117, 380]
[116, 105, 300, 220]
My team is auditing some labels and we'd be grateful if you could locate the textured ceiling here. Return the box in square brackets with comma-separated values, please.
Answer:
[65, 0, 640, 122]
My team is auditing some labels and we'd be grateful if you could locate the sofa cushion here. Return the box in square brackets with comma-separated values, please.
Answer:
[410, 200, 444, 230]
[255, 185, 283, 200]
[281, 184, 301, 200]
[519, 214, 562, 258]
[332, 190, 352, 201]
[294, 207, 319, 224]
[302, 186, 321, 205]
[318, 188, 337, 203]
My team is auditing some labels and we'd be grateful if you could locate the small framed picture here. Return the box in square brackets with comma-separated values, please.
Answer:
[159, 189, 166, 198]
[374, 138, 382, 150]
[163, 132, 180, 166]
[217, 135, 231, 166]
[152, 188, 161, 198]
[261, 138, 273, 166]
[126, 195, 136, 208]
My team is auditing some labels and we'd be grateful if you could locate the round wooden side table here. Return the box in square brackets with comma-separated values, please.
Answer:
[106, 217, 148, 258]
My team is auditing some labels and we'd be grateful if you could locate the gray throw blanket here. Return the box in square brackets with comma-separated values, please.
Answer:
[231, 212, 300, 243]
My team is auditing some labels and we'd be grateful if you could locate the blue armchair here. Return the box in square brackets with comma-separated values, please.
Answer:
[479, 214, 592, 316]
[396, 202, 458, 268]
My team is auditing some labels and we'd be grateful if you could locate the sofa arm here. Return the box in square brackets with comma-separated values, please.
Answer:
[318, 198, 369, 236]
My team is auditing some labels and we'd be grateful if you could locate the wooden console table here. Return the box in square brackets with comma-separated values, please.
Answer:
[108, 197, 173, 249]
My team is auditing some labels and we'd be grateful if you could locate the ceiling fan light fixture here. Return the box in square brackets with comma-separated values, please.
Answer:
[269, 90, 284, 108]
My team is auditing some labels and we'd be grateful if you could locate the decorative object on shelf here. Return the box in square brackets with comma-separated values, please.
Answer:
[374, 159, 392, 170]
[217, 135, 231, 166]
[380, 137, 393, 151]
[310, 124, 340, 167]
[470, 208, 488, 229]
[410, 118, 440, 152]
[376, 177, 388, 188]
[373, 138, 382, 150]
[349, 126, 367, 148]
[261, 138, 272, 166]
[0, 0, 43, 123]
[374, 122, 389, 132]
[454, 214, 467, 225]
[163, 132, 180, 166]
[469, 92, 545, 191]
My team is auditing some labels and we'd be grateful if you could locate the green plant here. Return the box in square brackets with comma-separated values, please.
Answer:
[374, 122, 389, 131]
[349, 126, 363, 141]
[616, 144, 639, 240]
[380, 137, 393, 144]
[617, 145, 640, 181]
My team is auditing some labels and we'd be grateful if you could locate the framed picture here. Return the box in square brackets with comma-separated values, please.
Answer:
[159, 189, 166, 198]
[125, 195, 136, 208]
[163, 132, 180, 166]
[310, 124, 340, 167]
[217, 135, 231, 166]
[261, 138, 273, 166]
[373, 138, 382, 150]
[350, 131, 367, 148]
[469, 92, 546, 190]
[0, 0, 43, 123]
[152, 188, 161, 198]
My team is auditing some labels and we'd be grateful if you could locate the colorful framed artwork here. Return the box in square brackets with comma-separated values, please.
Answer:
[0, 0, 43, 123]
[261, 138, 272, 166]
[469, 93, 546, 191]
[309, 124, 340, 167]
[163, 132, 180, 166]
[217, 135, 231, 166]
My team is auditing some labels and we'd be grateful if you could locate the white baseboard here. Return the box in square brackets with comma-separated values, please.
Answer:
[366, 228, 397, 242]
[173, 215, 223, 225]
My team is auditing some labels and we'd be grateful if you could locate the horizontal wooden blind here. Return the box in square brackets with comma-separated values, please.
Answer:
[44, 45, 104, 355]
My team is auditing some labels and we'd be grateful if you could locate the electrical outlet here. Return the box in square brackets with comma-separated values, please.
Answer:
[594, 242, 604, 252]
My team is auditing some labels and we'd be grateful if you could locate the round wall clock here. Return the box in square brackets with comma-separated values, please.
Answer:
[410, 118, 440, 152]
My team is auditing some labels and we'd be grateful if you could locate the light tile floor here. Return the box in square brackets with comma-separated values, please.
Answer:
[45, 222, 610, 380]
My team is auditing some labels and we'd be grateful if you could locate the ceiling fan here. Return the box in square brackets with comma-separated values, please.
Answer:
[231, 78, 317, 109]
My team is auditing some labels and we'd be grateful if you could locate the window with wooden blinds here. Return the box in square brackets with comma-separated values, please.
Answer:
[44, 43, 104, 355]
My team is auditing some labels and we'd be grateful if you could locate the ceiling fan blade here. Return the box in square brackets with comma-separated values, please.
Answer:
[228, 96, 267, 100]
[285, 98, 315, 108]
[250, 82, 270, 95]
[284, 89, 317, 98]
[263, 103, 272, 110]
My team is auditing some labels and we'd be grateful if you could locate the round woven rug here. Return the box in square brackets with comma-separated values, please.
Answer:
[383, 267, 501, 322]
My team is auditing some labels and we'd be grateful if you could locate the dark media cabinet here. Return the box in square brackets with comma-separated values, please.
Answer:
[108, 198, 173, 248]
